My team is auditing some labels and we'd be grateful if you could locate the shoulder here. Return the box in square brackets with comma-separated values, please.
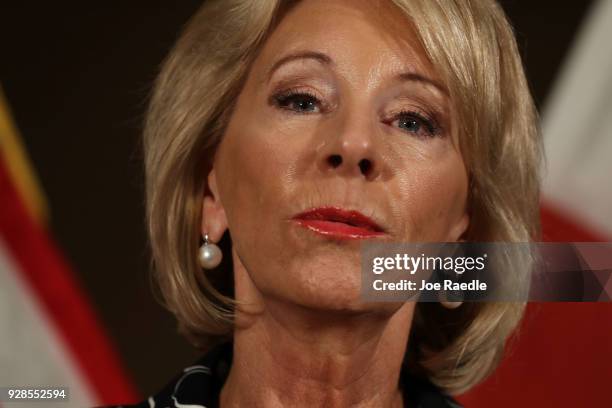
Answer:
[400, 370, 464, 408]
[97, 342, 231, 408]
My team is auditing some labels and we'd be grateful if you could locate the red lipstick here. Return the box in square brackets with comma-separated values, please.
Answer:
[291, 207, 386, 239]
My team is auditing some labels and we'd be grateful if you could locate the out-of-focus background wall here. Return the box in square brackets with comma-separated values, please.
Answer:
[0, 1, 610, 407]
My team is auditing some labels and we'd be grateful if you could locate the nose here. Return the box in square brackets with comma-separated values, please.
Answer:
[317, 115, 382, 181]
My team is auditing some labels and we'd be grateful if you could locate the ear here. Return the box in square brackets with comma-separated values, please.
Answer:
[201, 166, 228, 243]
[448, 211, 470, 242]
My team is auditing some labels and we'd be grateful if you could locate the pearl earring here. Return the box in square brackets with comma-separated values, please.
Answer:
[438, 289, 463, 309]
[440, 299, 463, 309]
[198, 233, 223, 269]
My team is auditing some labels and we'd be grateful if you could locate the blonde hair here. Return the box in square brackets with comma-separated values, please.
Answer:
[143, 0, 542, 395]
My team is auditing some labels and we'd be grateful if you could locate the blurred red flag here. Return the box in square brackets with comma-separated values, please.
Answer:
[0, 89, 139, 406]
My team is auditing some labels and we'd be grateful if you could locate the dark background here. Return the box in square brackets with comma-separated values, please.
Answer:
[0, 0, 595, 397]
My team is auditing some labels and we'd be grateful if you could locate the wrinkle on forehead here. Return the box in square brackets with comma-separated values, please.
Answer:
[256, 0, 442, 91]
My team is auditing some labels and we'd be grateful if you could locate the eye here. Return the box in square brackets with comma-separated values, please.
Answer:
[272, 89, 322, 114]
[388, 110, 441, 138]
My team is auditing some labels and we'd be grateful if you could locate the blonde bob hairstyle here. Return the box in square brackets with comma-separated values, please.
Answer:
[143, 0, 543, 395]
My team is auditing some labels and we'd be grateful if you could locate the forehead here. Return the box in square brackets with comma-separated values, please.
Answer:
[252, 0, 438, 85]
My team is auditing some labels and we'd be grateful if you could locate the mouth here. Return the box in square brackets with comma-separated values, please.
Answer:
[291, 206, 387, 240]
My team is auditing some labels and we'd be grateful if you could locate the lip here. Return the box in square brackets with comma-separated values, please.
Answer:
[291, 206, 387, 240]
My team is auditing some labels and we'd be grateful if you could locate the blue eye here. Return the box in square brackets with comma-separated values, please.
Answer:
[273, 90, 321, 113]
[398, 116, 422, 133]
[392, 111, 440, 138]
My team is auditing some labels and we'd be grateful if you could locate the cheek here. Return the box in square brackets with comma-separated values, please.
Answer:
[214, 107, 299, 261]
[217, 129, 273, 228]
[216, 101, 317, 227]
[392, 148, 468, 240]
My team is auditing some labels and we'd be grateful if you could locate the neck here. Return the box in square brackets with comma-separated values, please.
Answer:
[219, 254, 414, 407]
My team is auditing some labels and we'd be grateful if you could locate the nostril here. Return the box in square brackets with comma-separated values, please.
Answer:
[327, 154, 342, 168]
[358, 158, 372, 175]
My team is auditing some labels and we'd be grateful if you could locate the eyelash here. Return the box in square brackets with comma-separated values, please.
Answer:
[384, 109, 442, 138]
[272, 89, 324, 114]
[271, 89, 442, 138]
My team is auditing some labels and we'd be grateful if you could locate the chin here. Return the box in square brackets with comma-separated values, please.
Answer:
[285, 258, 389, 314]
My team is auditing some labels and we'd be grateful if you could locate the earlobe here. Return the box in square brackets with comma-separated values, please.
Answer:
[201, 167, 228, 243]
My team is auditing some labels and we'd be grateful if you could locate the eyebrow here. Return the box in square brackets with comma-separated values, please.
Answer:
[265, 50, 448, 95]
[396, 72, 449, 96]
[265, 50, 334, 82]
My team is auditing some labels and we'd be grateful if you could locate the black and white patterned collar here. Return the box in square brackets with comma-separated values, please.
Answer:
[107, 342, 462, 408]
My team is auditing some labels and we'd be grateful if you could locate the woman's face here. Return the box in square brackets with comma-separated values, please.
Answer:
[207, 0, 469, 311]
